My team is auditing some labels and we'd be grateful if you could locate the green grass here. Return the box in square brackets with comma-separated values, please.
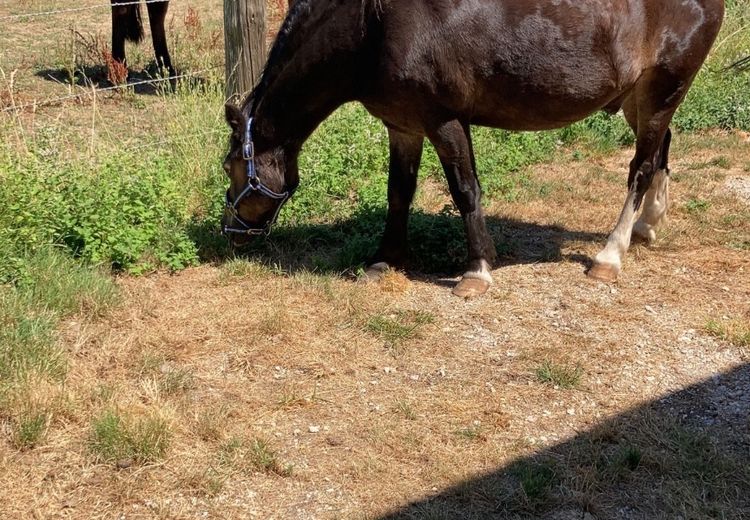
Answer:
[365, 310, 435, 352]
[159, 368, 196, 396]
[514, 461, 557, 503]
[535, 360, 583, 389]
[705, 318, 750, 349]
[11, 411, 49, 450]
[0, 293, 61, 382]
[454, 425, 484, 442]
[683, 197, 712, 216]
[217, 436, 293, 477]
[0, 247, 118, 385]
[247, 438, 293, 477]
[90, 409, 171, 465]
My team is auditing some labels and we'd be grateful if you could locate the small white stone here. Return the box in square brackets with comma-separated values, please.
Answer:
[309, 425, 320, 433]
[567, 408, 575, 415]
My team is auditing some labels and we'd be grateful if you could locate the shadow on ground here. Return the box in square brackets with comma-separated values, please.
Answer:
[188, 207, 607, 280]
[378, 363, 750, 519]
[34, 64, 206, 95]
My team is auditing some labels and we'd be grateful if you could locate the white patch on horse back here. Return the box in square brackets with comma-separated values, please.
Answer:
[462, 259, 493, 284]
[658, 0, 706, 56]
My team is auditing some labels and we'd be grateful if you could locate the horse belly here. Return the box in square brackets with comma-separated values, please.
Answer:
[470, 77, 622, 131]
[471, 7, 634, 129]
[384, 0, 641, 130]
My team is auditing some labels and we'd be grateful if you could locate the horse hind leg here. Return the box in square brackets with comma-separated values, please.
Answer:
[111, 1, 143, 67]
[589, 72, 684, 282]
[146, 0, 175, 76]
[632, 130, 671, 243]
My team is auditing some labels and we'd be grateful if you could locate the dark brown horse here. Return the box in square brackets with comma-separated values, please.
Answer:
[223, 0, 724, 297]
[110, 0, 174, 76]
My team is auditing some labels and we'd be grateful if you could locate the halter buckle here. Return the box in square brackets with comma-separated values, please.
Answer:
[243, 141, 254, 161]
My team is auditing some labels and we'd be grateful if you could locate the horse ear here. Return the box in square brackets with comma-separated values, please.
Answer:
[225, 103, 246, 138]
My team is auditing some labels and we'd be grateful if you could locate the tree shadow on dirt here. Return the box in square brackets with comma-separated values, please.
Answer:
[187, 206, 606, 282]
[378, 363, 750, 519]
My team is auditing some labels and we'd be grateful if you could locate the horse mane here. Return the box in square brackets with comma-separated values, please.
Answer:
[241, 0, 382, 114]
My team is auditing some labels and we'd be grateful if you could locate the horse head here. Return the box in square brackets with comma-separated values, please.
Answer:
[222, 103, 298, 246]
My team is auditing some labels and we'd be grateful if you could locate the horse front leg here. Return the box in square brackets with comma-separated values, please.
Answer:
[429, 120, 496, 298]
[364, 129, 423, 280]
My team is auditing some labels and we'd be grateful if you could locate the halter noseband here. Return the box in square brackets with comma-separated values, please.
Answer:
[222, 117, 292, 236]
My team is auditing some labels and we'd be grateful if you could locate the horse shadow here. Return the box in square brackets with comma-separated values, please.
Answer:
[376, 363, 750, 519]
[187, 206, 606, 283]
[34, 64, 207, 95]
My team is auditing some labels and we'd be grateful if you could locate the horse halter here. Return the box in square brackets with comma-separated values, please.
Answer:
[222, 117, 292, 236]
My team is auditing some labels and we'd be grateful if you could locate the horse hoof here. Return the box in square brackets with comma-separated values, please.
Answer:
[632, 223, 657, 245]
[361, 262, 389, 283]
[587, 262, 619, 282]
[452, 277, 490, 298]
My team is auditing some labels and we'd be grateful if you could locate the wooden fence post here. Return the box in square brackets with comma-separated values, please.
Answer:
[224, 0, 266, 102]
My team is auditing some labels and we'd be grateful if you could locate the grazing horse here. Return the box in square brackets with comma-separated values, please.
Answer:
[110, 0, 174, 76]
[222, 0, 724, 297]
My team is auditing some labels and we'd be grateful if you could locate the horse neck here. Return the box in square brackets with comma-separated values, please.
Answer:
[252, 0, 371, 150]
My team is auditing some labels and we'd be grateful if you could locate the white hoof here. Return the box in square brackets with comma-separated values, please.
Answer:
[632, 221, 657, 244]
[361, 262, 389, 282]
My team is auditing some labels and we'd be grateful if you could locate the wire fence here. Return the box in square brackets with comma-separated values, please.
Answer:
[0, 0, 169, 22]
[0, 0, 291, 152]
[0, 0, 232, 155]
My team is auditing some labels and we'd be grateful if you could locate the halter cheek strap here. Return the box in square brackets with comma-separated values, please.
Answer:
[222, 117, 293, 236]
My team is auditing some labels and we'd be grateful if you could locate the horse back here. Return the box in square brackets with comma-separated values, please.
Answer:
[366, 0, 724, 130]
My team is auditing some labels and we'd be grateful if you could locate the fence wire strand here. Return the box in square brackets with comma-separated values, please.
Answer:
[0, 0, 169, 22]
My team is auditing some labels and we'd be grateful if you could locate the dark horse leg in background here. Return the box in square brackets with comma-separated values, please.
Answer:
[111, 0, 174, 77]
[146, 0, 175, 76]
[366, 122, 496, 298]
[366, 129, 424, 277]
[111, 0, 143, 68]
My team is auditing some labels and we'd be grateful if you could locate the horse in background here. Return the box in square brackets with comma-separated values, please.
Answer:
[110, 0, 174, 77]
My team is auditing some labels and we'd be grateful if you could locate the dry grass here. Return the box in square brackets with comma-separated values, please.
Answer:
[1, 1, 750, 517]
[1, 135, 748, 517]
